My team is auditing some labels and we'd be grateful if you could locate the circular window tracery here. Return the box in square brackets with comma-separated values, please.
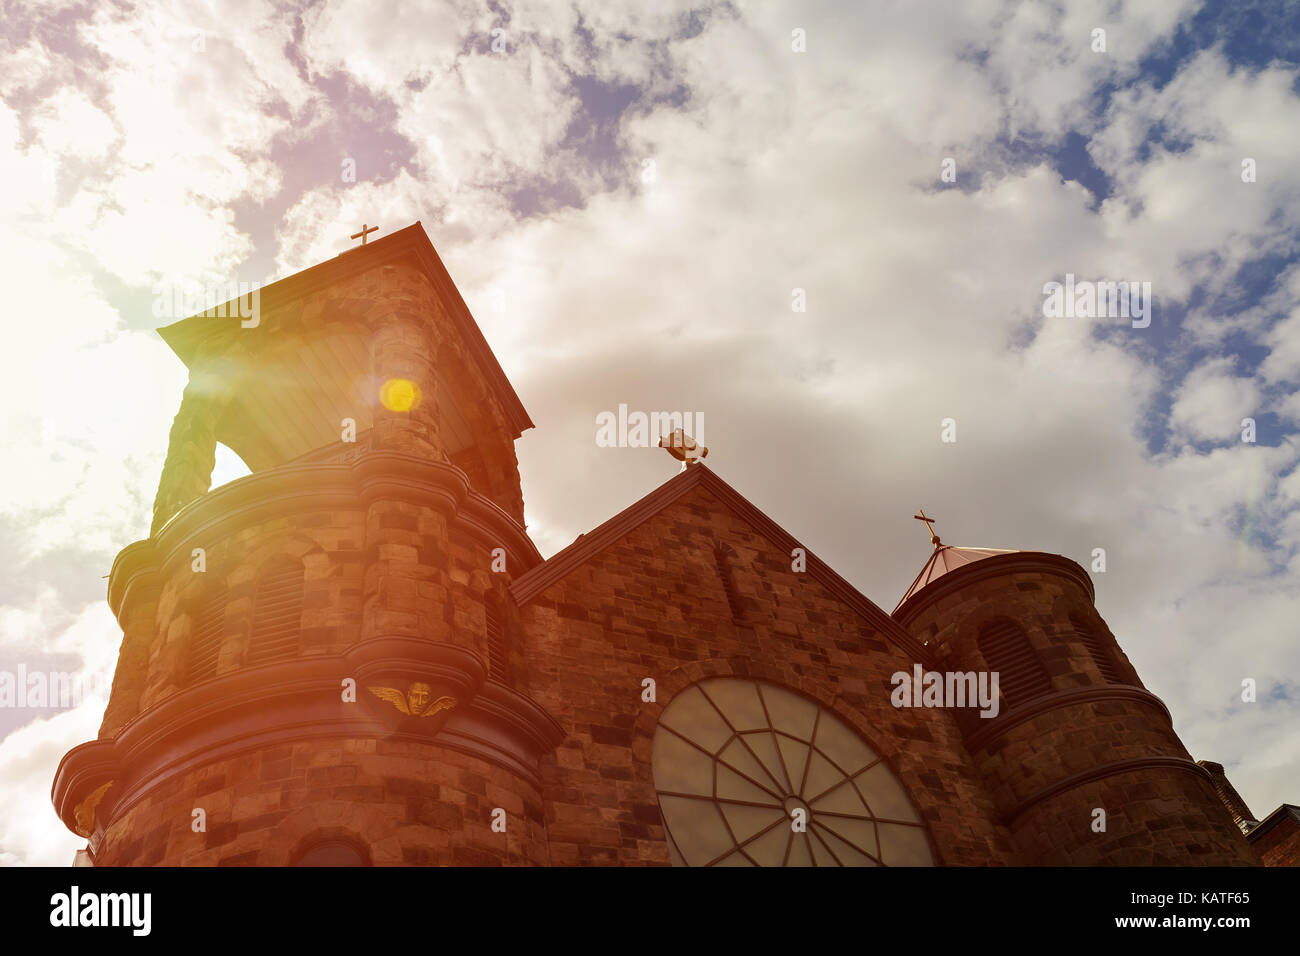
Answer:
[652, 678, 934, 866]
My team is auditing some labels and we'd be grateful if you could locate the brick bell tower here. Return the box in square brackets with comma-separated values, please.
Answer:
[892, 527, 1258, 865]
[52, 223, 564, 865]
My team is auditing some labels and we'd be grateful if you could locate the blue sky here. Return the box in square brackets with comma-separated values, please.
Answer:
[0, 0, 1297, 864]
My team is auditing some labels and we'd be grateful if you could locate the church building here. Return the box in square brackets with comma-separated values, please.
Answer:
[51, 223, 1287, 866]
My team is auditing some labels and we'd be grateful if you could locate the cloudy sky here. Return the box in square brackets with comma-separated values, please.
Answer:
[2, 0, 1298, 866]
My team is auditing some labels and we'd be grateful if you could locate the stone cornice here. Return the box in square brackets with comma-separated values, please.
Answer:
[109, 452, 541, 624]
[51, 637, 566, 837]
[891, 550, 1096, 628]
[510, 464, 932, 665]
[1003, 756, 1211, 825]
[962, 684, 1173, 753]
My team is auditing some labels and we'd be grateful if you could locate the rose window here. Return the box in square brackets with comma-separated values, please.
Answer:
[652, 678, 934, 866]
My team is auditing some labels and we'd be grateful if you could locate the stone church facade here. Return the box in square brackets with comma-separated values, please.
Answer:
[51, 223, 1282, 866]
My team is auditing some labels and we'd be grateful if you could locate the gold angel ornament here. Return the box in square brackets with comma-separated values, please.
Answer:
[368, 681, 457, 718]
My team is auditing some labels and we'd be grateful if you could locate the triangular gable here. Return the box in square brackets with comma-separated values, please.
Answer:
[510, 464, 930, 662]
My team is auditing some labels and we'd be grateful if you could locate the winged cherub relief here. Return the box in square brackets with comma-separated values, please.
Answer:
[367, 681, 457, 718]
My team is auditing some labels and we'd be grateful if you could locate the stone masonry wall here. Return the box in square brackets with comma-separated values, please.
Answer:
[898, 562, 1257, 865]
[517, 484, 1018, 866]
[93, 737, 547, 866]
[92, 459, 535, 864]
[1251, 815, 1300, 867]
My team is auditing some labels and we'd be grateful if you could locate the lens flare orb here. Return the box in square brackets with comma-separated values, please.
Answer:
[379, 378, 421, 412]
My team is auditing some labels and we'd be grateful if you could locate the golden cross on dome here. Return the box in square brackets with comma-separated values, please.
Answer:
[913, 508, 941, 547]
[350, 223, 379, 246]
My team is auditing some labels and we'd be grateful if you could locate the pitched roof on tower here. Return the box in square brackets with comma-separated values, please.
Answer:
[892, 543, 1018, 615]
[155, 222, 533, 470]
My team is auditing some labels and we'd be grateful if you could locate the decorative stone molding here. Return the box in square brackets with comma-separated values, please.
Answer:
[1002, 756, 1212, 824]
[110, 452, 541, 629]
[51, 636, 566, 838]
[961, 684, 1173, 752]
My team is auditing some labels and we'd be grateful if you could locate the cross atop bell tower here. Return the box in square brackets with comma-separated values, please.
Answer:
[149, 221, 534, 533]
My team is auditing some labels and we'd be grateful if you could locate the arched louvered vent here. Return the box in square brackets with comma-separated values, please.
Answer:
[713, 543, 745, 624]
[247, 558, 304, 667]
[1070, 611, 1122, 684]
[485, 600, 509, 683]
[188, 592, 226, 684]
[977, 618, 1051, 710]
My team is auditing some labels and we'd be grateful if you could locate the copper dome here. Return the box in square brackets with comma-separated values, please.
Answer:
[892, 544, 1018, 614]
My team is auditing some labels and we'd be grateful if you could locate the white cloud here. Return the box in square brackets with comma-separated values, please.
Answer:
[0, 601, 119, 867]
[30, 88, 117, 160]
[0, 36, 59, 99]
[1169, 357, 1263, 444]
[1, 0, 1297, 864]
[1261, 307, 1300, 386]
[0, 707, 101, 867]
[1092, 52, 1300, 302]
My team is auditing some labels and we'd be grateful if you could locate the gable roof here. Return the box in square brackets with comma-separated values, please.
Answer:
[157, 221, 533, 444]
[509, 463, 930, 662]
[1247, 803, 1300, 842]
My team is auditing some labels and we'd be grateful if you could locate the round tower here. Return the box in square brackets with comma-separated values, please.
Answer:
[52, 225, 563, 865]
[892, 535, 1256, 866]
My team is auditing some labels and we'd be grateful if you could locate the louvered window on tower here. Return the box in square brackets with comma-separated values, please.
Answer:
[188, 592, 226, 684]
[247, 559, 304, 667]
[977, 618, 1051, 710]
[485, 601, 509, 682]
[1070, 611, 1123, 684]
